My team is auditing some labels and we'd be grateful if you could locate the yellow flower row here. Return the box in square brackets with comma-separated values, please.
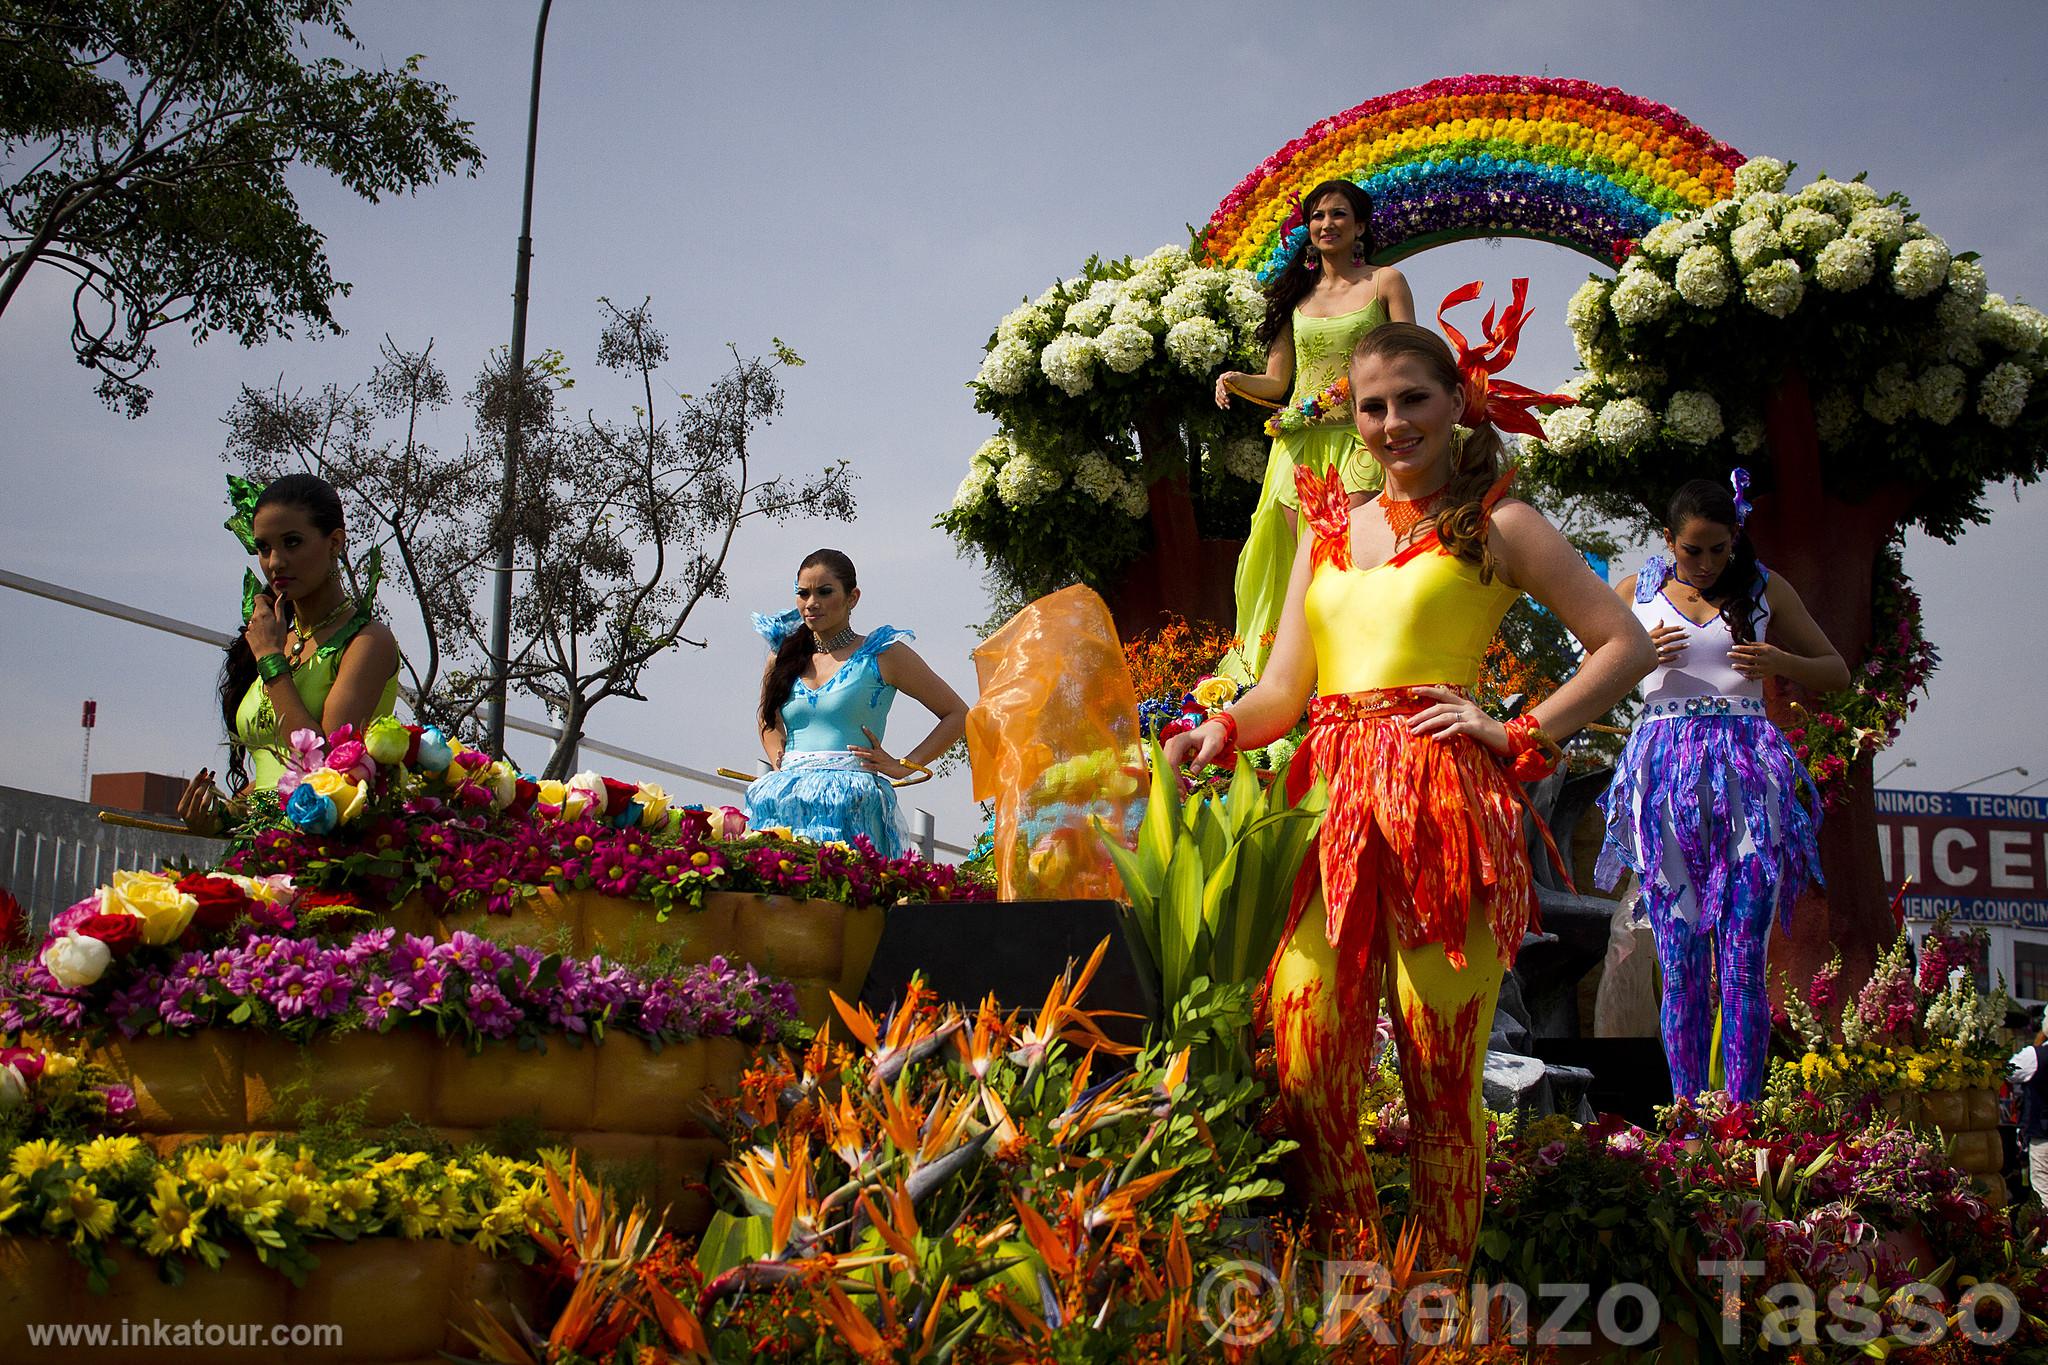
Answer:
[1, 1136, 554, 1262]
[1787, 1044, 2005, 1096]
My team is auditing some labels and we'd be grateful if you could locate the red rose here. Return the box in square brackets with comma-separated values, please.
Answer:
[673, 807, 712, 839]
[404, 724, 425, 765]
[176, 873, 254, 934]
[507, 778, 539, 817]
[0, 887, 25, 950]
[601, 778, 639, 816]
[74, 913, 143, 956]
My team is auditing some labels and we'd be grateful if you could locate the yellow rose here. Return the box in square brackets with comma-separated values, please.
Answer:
[636, 783, 671, 829]
[1191, 675, 1238, 711]
[535, 779, 568, 807]
[305, 769, 367, 824]
[101, 870, 197, 946]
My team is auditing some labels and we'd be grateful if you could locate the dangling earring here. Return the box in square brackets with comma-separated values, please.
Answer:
[1351, 238, 1367, 265]
[1303, 252, 1319, 273]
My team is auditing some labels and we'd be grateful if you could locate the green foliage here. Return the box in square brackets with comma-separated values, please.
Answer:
[0, 0, 484, 414]
[1097, 744, 1326, 1058]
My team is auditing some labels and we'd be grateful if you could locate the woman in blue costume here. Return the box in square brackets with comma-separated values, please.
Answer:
[1213, 179, 1414, 682]
[749, 549, 968, 855]
[1597, 475, 1848, 1102]
[177, 473, 401, 832]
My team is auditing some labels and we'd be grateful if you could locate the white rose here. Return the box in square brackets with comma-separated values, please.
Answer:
[42, 931, 112, 989]
[1095, 322, 1155, 374]
[0, 1063, 26, 1109]
[567, 770, 609, 816]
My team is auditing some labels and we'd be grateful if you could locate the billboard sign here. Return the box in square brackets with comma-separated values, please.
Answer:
[1874, 788, 2048, 928]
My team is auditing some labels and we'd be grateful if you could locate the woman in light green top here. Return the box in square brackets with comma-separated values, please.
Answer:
[1214, 179, 1413, 681]
[178, 474, 400, 832]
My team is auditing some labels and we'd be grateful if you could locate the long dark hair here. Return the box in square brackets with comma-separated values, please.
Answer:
[1254, 179, 1378, 355]
[218, 473, 346, 792]
[758, 549, 858, 732]
[1351, 323, 1510, 582]
[1665, 480, 1765, 643]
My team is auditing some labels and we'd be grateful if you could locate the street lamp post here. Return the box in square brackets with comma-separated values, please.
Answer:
[1953, 766, 2030, 792]
[483, 0, 555, 760]
[1876, 756, 1918, 785]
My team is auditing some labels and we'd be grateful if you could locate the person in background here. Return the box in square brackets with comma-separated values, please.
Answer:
[748, 549, 966, 856]
[2011, 1010, 2048, 1199]
[1596, 474, 1847, 1104]
[179, 474, 399, 833]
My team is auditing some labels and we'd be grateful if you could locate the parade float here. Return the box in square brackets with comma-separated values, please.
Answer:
[7, 71, 2048, 1365]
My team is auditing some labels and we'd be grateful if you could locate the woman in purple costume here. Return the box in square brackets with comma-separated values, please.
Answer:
[1598, 473, 1849, 1102]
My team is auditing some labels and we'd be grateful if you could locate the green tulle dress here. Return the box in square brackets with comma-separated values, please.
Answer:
[1224, 300, 1389, 682]
[233, 611, 400, 790]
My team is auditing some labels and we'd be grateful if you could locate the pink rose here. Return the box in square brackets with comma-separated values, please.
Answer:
[717, 805, 749, 839]
[325, 739, 374, 783]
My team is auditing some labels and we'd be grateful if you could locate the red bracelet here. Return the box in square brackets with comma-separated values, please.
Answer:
[1209, 710, 1239, 754]
[1500, 714, 1564, 782]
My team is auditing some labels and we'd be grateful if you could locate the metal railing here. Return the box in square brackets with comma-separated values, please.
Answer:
[1, 568, 968, 859]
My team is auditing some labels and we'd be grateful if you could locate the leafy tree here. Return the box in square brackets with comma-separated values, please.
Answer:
[0, 0, 482, 414]
[226, 300, 858, 778]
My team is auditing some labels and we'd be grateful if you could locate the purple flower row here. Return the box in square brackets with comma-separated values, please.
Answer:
[2, 925, 801, 1050]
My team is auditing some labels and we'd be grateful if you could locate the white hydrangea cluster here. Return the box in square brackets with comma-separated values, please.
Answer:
[1731, 156, 1790, 197]
[1736, 191, 1788, 225]
[1603, 362, 1667, 395]
[1609, 265, 1676, 326]
[1121, 267, 1170, 302]
[1813, 235, 1876, 292]
[1165, 317, 1230, 374]
[952, 436, 1009, 511]
[1891, 237, 1951, 299]
[1664, 390, 1724, 444]
[1110, 294, 1161, 330]
[994, 449, 1062, 508]
[1114, 476, 1149, 518]
[1862, 363, 1916, 424]
[1593, 396, 1658, 452]
[1978, 361, 2032, 427]
[1778, 205, 1843, 254]
[1673, 244, 1733, 308]
[1813, 388, 1860, 445]
[1062, 295, 1113, 336]
[1225, 282, 1266, 335]
[1731, 419, 1765, 455]
[1729, 218, 1784, 271]
[1946, 259, 1989, 307]
[975, 339, 1036, 395]
[1221, 435, 1268, 482]
[1641, 215, 1708, 260]
[1162, 269, 1227, 324]
[1038, 334, 1098, 396]
[997, 300, 1055, 345]
[1566, 278, 1608, 349]
[1916, 364, 1966, 424]
[1979, 296, 2048, 352]
[1791, 178, 1853, 217]
[1848, 206, 1907, 249]
[1539, 403, 1597, 455]
[1071, 451, 1127, 503]
[1096, 322, 1155, 374]
[1745, 259, 1805, 318]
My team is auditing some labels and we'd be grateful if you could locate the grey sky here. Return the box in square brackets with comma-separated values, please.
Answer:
[4, 0, 2046, 843]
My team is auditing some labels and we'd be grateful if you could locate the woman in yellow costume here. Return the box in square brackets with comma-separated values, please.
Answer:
[178, 474, 401, 831]
[1213, 179, 1413, 682]
[1171, 283, 1653, 1271]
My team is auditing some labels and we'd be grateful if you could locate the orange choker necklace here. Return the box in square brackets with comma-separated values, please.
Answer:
[1377, 487, 1445, 541]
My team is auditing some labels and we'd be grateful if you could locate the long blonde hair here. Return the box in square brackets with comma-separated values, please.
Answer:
[1351, 322, 1508, 583]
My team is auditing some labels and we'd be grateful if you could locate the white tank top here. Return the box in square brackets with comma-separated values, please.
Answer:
[1631, 556, 1771, 705]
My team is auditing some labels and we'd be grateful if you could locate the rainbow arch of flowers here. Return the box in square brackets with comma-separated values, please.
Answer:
[1198, 74, 1748, 278]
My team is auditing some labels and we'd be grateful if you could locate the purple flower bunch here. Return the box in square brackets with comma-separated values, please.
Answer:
[3, 925, 801, 1051]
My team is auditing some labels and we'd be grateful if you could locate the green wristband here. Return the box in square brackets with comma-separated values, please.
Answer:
[256, 653, 292, 683]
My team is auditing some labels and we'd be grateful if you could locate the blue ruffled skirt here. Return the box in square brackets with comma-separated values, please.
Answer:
[746, 751, 905, 857]
[1597, 712, 1823, 936]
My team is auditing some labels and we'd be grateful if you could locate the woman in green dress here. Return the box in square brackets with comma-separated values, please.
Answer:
[178, 474, 400, 832]
[1214, 179, 1413, 681]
